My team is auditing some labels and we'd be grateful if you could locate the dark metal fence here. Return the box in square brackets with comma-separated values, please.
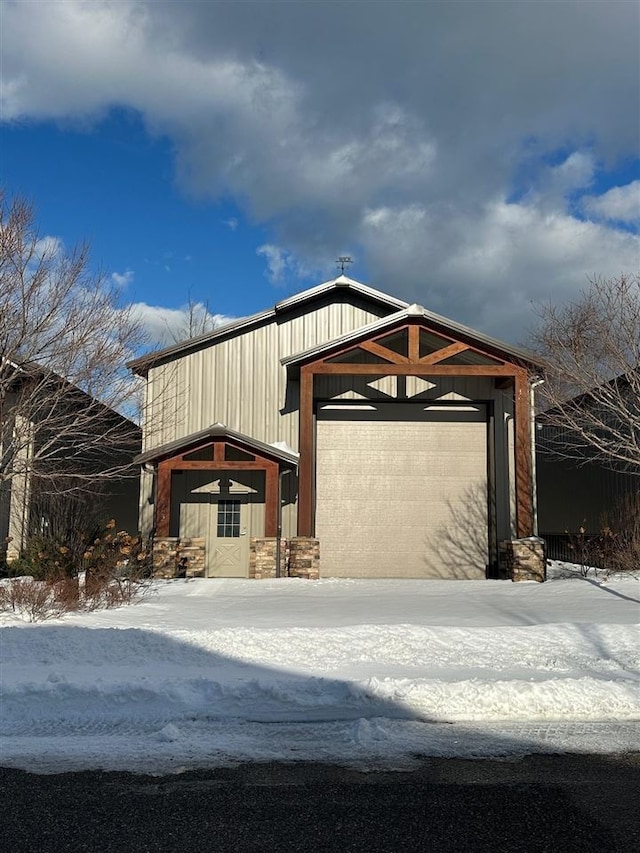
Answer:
[540, 532, 607, 568]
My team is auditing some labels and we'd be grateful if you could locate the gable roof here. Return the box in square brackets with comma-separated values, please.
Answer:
[3, 356, 141, 433]
[128, 276, 408, 376]
[135, 423, 299, 467]
[282, 303, 545, 371]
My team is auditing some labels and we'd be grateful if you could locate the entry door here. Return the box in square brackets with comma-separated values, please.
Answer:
[207, 498, 250, 577]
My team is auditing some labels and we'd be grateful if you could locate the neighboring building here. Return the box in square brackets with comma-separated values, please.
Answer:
[536, 428, 638, 535]
[0, 363, 141, 561]
[129, 276, 545, 580]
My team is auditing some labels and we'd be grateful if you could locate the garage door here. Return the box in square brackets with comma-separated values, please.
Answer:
[315, 402, 488, 578]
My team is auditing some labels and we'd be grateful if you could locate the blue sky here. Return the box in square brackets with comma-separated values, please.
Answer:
[2, 109, 287, 328]
[1, 0, 638, 348]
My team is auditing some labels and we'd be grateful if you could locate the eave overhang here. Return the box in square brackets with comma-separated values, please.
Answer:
[135, 423, 299, 468]
[281, 303, 546, 375]
[127, 276, 408, 376]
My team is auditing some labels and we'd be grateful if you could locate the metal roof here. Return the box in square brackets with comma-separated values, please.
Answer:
[281, 303, 545, 370]
[135, 423, 299, 467]
[128, 276, 408, 375]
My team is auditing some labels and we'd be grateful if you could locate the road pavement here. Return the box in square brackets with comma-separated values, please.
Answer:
[2, 753, 638, 852]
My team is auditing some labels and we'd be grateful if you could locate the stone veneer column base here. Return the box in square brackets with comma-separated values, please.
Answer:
[152, 537, 178, 578]
[152, 536, 206, 578]
[250, 538, 288, 579]
[288, 537, 320, 580]
[499, 537, 546, 582]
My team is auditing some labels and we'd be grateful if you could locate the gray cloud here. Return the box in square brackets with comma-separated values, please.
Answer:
[2, 0, 638, 340]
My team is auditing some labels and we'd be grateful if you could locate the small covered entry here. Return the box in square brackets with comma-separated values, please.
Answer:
[135, 424, 298, 577]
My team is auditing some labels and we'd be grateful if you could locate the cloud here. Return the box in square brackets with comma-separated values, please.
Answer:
[130, 301, 235, 347]
[111, 269, 134, 287]
[2, 0, 639, 339]
[32, 235, 63, 261]
[257, 243, 315, 286]
[257, 243, 290, 284]
[582, 181, 640, 225]
[358, 197, 640, 339]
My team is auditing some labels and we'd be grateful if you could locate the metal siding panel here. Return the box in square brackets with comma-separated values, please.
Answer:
[142, 300, 418, 536]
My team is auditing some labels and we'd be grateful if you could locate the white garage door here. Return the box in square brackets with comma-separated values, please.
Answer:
[315, 402, 488, 578]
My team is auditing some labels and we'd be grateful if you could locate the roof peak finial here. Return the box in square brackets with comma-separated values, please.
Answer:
[336, 256, 352, 274]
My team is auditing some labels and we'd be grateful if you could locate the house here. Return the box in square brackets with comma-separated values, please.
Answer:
[536, 401, 639, 538]
[0, 361, 141, 562]
[129, 276, 545, 580]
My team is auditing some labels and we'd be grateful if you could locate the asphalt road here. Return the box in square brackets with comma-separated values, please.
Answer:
[2, 753, 639, 852]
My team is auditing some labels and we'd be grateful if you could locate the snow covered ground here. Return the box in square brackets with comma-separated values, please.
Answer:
[1, 568, 639, 773]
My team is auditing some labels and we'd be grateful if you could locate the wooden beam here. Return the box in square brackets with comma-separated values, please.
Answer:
[495, 377, 514, 390]
[298, 366, 315, 536]
[514, 368, 533, 537]
[213, 442, 225, 461]
[162, 460, 268, 471]
[419, 341, 470, 365]
[264, 461, 279, 537]
[311, 363, 517, 377]
[155, 462, 172, 537]
[408, 324, 420, 362]
[359, 340, 409, 364]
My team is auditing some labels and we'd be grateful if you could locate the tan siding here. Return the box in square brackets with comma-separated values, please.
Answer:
[141, 299, 387, 539]
[145, 300, 386, 451]
[316, 404, 488, 578]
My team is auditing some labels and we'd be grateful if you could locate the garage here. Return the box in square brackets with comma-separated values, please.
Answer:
[315, 402, 489, 578]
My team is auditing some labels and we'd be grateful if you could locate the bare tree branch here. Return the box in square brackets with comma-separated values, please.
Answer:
[530, 273, 640, 473]
[0, 191, 145, 495]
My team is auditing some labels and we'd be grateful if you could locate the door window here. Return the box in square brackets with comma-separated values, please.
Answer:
[217, 500, 241, 537]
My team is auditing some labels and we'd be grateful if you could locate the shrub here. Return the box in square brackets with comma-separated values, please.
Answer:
[0, 576, 72, 622]
[598, 493, 640, 576]
[0, 521, 153, 621]
[563, 494, 640, 577]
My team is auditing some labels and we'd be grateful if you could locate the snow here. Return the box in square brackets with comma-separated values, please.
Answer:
[1, 570, 639, 774]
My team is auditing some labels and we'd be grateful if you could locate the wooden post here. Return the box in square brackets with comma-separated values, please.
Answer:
[264, 461, 279, 537]
[408, 323, 420, 362]
[297, 366, 315, 536]
[155, 461, 172, 537]
[514, 368, 533, 537]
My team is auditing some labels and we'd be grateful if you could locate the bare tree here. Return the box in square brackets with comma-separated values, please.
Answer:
[166, 294, 223, 343]
[530, 273, 640, 473]
[0, 192, 145, 499]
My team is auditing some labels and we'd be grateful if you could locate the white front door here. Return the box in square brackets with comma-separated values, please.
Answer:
[172, 470, 263, 578]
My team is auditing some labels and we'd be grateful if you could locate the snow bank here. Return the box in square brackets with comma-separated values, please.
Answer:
[1, 576, 638, 772]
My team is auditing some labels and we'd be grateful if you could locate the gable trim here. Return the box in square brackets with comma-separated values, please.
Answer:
[282, 304, 545, 372]
[128, 276, 408, 375]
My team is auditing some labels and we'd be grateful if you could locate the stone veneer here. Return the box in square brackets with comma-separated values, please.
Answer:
[288, 537, 320, 580]
[249, 538, 289, 579]
[152, 536, 206, 578]
[152, 535, 320, 580]
[500, 537, 546, 582]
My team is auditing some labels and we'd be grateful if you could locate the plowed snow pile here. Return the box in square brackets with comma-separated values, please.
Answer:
[1, 571, 638, 772]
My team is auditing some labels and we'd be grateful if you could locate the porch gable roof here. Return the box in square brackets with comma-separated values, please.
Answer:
[135, 423, 299, 468]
